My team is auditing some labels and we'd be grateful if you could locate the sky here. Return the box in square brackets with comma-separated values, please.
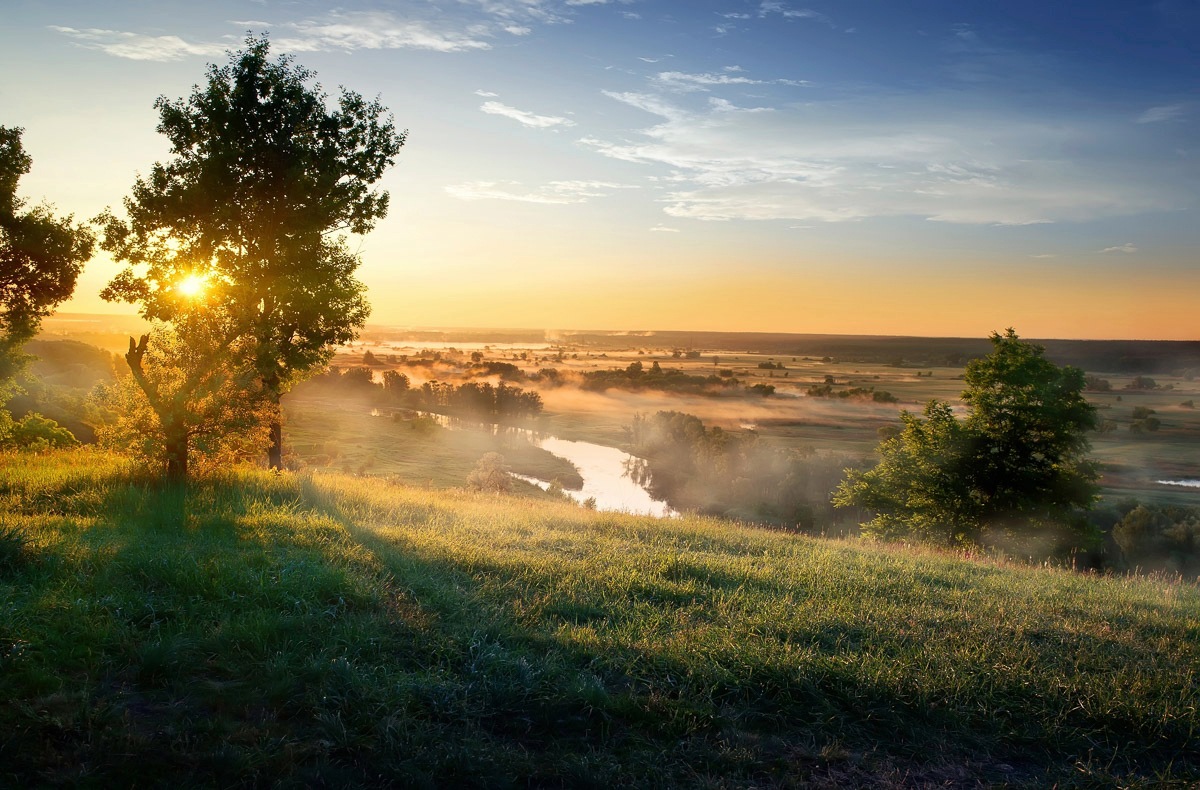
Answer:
[2, 0, 1198, 339]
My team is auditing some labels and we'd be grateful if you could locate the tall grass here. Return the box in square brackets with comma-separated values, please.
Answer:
[1, 448, 1197, 787]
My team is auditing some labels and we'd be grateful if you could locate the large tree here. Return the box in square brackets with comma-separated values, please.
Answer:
[0, 126, 95, 444]
[99, 36, 405, 469]
[834, 330, 1099, 547]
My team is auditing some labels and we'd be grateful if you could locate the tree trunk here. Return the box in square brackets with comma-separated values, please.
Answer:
[267, 389, 283, 471]
[164, 423, 188, 482]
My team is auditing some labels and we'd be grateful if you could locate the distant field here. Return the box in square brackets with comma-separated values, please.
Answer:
[23, 321, 1200, 508]
[328, 339, 1200, 507]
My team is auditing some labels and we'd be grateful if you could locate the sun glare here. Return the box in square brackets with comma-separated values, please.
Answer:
[176, 274, 207, 299]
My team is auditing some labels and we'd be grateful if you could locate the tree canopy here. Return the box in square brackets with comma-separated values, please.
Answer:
[99, 35, 405, 471]
[834, 330, 1099, 547]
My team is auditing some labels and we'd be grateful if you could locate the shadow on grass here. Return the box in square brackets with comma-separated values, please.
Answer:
[3, 461, 1197, 788]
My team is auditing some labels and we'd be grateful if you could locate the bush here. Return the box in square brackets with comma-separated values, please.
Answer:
[467, 452, 512, 493]
[0, 413, 77, 451]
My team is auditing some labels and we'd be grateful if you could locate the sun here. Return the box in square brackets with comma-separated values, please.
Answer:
[176, 274, 207, 299]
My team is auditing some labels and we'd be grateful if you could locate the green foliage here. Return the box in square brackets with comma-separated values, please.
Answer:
[0, 412, 77, 451]
[1112, 503, 1200, 575]
[96, 320, 271, 479]
[97, 35, 405, 469]
[835, 330, 1099, 547]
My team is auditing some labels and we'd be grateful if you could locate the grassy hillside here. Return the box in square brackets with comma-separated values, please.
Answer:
[2, 450, 1198, 787]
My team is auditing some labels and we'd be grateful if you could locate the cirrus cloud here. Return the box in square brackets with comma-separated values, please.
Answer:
[481, 101, 576, 128]
[49, 26, 229, 61]
[581, 90, 1193, 225]
[446, 179, 635, 203]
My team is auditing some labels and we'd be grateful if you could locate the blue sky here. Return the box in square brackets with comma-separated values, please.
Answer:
[2, 1, 1197, 338]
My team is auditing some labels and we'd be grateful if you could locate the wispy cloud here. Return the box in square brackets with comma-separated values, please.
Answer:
[650, 224, 680, 232]
[652, 70, 809, 92]
[481, 101, 575, 128]
[583, 90, 1189, 225]
[458, 0, 631, 25]
[1029, 253, 1057, 259]
[1100, 243, 1138, 254]
[475, 89, 500, 97]
[446, 179, 633, 203]
[49, 26, 229, 61]
[51, 11, 501, 59]
[279, 13, 492, 53]
[1136, 104, 1185, 124]
[53, 3, 643, 62]
[758, 2, 829, 22]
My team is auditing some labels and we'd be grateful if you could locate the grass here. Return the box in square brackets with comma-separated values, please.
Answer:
[2, 448, 1199, 787]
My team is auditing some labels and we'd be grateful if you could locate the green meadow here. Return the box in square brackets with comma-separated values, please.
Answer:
[2, 449, 1197, 787]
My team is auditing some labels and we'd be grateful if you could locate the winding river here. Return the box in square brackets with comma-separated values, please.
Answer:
[415, 412, 676, 517]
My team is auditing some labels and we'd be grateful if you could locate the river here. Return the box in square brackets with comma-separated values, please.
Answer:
[415, 412, 676, 517]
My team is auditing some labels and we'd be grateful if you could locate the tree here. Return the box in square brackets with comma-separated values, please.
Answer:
[101, 324, 269, 480]
[467, 452, 513, 493]
[1, 126, 95, 445]
[834, 330, 1099, 546]
[99, 313, 270, 480]
[98, 36, 405, 470]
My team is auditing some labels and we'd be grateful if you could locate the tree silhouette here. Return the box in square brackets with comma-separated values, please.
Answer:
[99, 36, 405, 470]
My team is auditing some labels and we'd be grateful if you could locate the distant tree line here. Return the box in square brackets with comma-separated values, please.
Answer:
[805, 383, 899, 403]
[581, 360, 757, 395]
[303, 366, 542, 421]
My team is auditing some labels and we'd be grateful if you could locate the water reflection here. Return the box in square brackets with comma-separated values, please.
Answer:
[1158, 480, 1200, 489]
[412, 410, 676, 517]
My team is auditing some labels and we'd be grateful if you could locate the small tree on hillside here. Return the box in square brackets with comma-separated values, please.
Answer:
[99, 36, 405, 470]
[834, 330, 1099, 547]
[468, 452, 513, 493]
[99, 315, 270, 480]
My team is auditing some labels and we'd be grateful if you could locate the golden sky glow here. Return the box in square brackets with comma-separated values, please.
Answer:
[5, 2, 1198, 341]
